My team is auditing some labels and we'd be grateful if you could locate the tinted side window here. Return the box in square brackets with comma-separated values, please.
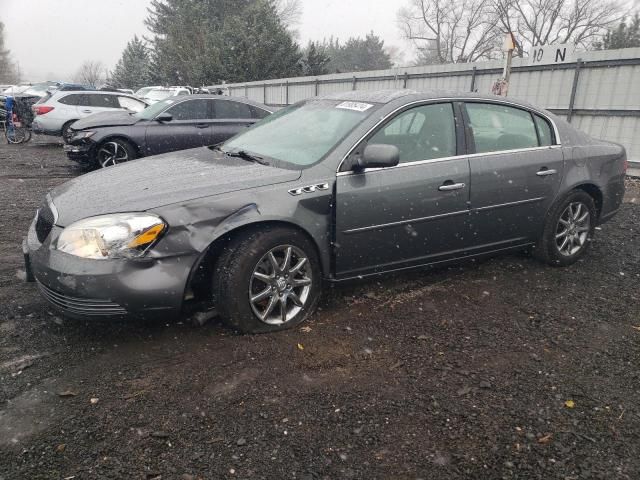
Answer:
[166, 99, 209, 120]
[90, 94, 120, 108]
[534, 114, 554, 146]
[466, 103, 538, 153]
[368, 103, 456, 163]
[58, 94, 83, 106]
[251, 106, 271, 119]
[214, 100, 253, 119]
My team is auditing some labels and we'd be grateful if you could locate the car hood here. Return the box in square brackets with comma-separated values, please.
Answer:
[71, 111, 140, 130]
[49, 147, 302, 226]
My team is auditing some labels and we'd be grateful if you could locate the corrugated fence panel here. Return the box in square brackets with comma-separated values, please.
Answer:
[208, 48, 640, 160]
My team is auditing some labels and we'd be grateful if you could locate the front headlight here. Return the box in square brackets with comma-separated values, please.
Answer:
[55, 213, 166, 259]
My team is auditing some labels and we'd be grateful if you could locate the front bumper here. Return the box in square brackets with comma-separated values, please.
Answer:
[63, 141, 96, 163]
[24, 220, 200, 321]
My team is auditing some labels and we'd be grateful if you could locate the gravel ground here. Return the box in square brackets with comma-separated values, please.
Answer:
[1, 140, 639, 480]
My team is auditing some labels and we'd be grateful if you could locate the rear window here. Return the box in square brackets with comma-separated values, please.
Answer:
[214, 100, 253, 119]
[58, 94, 87, 106]
[90, 94, 120, 108]
[534, 114, 554, 146]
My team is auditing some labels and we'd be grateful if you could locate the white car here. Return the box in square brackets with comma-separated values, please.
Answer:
[142, 86, 191, 104]
[32, 90, 148, 138]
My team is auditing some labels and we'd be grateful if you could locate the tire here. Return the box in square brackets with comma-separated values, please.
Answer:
[535, 190, 597, 266]
[95, 138, 137, 168]
[214, 226, 322, 334]
[61, 121, 76, 141]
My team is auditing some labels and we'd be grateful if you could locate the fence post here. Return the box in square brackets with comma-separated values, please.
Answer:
[567, 58, 582, 123]
[245, 84, 248, 98]
[470, 66, 477, 92]
[403, 72, 408, 89]
[352, 76, 357, 90]
[315, 78, 319, 96]
[285, 81, 289, 105]
[263, 83, 267, 104]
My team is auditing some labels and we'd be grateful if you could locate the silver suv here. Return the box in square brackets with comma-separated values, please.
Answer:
[32, 91, 148, 138]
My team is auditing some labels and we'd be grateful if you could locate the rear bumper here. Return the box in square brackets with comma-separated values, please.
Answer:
[24, 221, 200, 321]
[32, 117, 62, 136]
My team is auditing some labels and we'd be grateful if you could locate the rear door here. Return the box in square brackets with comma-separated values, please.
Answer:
[335, 102, 472, 278]
[210, 99, 259, 144]
[463, 102, 564, 249]
[86, 93, 121, 117]
[144, 98, 211, 155]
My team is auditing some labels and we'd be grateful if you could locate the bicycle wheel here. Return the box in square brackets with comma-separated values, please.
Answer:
[6, 126, 28, 144]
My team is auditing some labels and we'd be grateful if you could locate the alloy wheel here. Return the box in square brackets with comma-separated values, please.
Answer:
[97, 142, 129, 168]
[249, 245, 313, 325]
[555, 201, 591, 256]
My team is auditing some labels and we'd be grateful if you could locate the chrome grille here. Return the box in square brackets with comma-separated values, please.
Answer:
[37, 281, 127, 316]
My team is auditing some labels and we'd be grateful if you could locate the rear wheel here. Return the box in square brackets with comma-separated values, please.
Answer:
[214, 227, 322, 334]
[96, 139, 137, 168]
[61, 121, 76, 141]
[536, 190, 597, 266]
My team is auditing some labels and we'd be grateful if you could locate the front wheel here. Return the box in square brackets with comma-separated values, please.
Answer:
[536, 190, 597, 266]
[214, 227, 322, 334]
[95, 139, 137, 168]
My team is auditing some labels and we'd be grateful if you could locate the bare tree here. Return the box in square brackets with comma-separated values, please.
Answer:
[274, 0, 302, 28]
[493, 0, 625, 54]
[398, 0, 502, 64]
[74, 60, 106, 86]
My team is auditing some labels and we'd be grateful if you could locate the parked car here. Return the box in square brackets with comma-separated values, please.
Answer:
[32, 90, 148, 138]
[64, 95, 274, 167]
[142, 86, 191, 104]
[134, 86, 161, 99]
[24, 90, 626, 334]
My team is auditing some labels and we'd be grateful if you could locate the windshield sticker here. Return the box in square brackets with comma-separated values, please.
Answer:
[336, 101, 373, 112]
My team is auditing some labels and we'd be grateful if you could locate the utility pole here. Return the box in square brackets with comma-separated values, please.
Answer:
[493, 32, 516, 96]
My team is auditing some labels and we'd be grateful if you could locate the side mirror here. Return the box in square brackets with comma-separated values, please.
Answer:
[354, 144, 400, 170]
[155, 112, 173, 122]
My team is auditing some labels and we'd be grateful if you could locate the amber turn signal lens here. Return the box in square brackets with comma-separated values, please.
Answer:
[127, 223, 165, 248]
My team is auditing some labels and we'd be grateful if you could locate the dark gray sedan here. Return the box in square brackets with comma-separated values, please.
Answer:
[64, 95, 274, 168]
[25, 90, 627, 333]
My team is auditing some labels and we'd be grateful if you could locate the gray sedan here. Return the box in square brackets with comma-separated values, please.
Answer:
[24, 90, 627, 333]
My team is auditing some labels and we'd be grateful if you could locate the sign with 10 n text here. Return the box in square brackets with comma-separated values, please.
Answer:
[529, 43, 576, 66]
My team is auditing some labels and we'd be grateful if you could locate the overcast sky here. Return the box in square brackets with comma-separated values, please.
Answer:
[1, 0, 411, 82]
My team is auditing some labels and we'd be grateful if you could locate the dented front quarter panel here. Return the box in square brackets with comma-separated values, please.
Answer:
[149, 169, 336, 276]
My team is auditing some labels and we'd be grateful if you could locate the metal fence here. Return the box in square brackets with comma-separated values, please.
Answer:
[208, 47, 640, 163]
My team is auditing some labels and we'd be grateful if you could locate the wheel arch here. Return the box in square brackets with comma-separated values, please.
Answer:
[570, 182, 603, 218]
[184, 220, 325, 306]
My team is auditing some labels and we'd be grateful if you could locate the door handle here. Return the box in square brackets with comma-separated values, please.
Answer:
[438, 182, 466, 191]
[81, 109, 92, 113]
[536, 168, 557, 176]
[195, 123, 208, 129]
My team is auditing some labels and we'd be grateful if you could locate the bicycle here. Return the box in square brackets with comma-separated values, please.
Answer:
[3, 96, 32, 144]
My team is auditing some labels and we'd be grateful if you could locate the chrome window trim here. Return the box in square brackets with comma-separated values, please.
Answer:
[335, 97, 562, 174]
[336, 145, 561, 177]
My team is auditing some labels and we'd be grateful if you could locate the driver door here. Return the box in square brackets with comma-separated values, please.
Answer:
[144, 99, 212, 155]
[335, 102, 472, 279]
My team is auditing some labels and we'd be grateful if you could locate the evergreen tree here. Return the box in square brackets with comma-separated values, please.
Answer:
[321, 32, 392, 73]
[145, 0, 301, 85]
[595, 13, 640, 50]
[302, 41, 330, 76]
[110, 36, 152, 90]
[0, 21, 19, 84]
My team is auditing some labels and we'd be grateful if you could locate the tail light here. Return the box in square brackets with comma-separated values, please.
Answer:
[33, 105, 54, 116]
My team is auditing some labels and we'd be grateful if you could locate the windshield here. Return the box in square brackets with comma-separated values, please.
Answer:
[134, 87, 153, 97]
[145, 89, 174, 101]
[222, 99, 377, 167]
[133, 98, 176, 120]
[22, 83, 55, 97]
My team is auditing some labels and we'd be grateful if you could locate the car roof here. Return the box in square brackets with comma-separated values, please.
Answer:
[317, 88, 542, 112]
[165, 94, 276, 111]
